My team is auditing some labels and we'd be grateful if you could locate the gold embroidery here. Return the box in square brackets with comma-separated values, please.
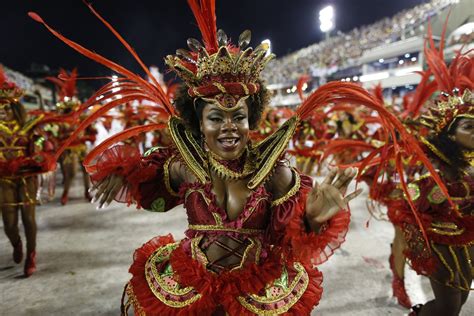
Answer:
[163, 154, 180, 197]
[247, 117, 299, 189]
[188, 224, 264, 235]
[18, 115, 44, 136]
[420, 136, 451, 164]
[427, 186, 447, 204]
[191, 235, 209, 265]
[429, 222, 464, 236]
[271, 169, 301, 206]
[448, 245, 471, 290]
[230, 238, 260, 271]
[431, 222, 459, 229]
[212, 82, 227, 93]
[123, 282, 146, 316]
[168, 117, 209, 183]
[431, 242, 455, 284]
[212, 212, 224, 226]
[208, 149, 255, 180]
[145, 242, 202, 308]
[240, 83, 250, 95]
[237, 262, 309, 314]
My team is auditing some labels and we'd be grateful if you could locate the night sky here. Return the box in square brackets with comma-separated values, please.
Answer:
[2, 0, 426, 79]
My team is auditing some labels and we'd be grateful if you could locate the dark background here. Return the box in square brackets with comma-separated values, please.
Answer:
[1, 0, 426, 78]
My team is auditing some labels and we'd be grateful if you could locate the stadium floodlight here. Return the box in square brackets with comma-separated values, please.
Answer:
[261, 39, 272, 57]
[319, 5, 335, 34]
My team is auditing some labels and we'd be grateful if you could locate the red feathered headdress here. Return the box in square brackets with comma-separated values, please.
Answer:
[164, 0, 274, 111]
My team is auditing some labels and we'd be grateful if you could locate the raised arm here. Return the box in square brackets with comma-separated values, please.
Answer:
[90, 144, 188, 210]
[268, 164, 361, 265]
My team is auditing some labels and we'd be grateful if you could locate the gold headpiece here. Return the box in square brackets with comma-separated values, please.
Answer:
[420, 89, 473, 133]
[165, 29, 274, 111]
[164, 0, 274, 112]
[0, 66, 24, 103]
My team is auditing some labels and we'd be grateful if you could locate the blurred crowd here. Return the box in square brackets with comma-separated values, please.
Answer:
[263, 0, 455, 84]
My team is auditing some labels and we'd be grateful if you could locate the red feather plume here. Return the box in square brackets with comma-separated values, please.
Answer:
[187, 0, 218, 53]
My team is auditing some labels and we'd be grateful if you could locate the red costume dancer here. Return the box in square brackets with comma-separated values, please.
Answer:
[48, 68, 97, 204]
[30, 1, 446, 314]
[397, 36, 473, 314]
[0, 67, 55, 277]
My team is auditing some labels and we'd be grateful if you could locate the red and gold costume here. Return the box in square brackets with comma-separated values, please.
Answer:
[391, 90, 474, 291]
[48, 68, 97, 204]
[0, 66, 57, 277]
[31, 0, 449, 314]
[0, 68, 54, 204]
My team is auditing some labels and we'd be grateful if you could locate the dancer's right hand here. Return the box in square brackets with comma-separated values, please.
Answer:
[90, 174, 124, 209]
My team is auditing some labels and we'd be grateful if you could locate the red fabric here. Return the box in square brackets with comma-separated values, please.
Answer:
[0, 152, 56, 177]
[128, 235, 214, 316]
[90, 145, 180, 210]
[270, 174, 351, 266]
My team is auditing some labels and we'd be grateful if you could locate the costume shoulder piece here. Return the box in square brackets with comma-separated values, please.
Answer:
[169, 115, 299, 189]
[247, 116, 299, 189]
[19, 114, 45, 135]
[168, 116, 210, 184]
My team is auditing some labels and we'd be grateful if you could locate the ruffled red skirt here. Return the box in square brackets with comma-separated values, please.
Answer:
[122, 235, 324, 316]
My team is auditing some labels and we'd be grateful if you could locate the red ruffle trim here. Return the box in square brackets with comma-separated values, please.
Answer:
[89, 145, 180, 209]
[90, 145, 141, 183]
[170, 243, 282, 298]
[224, 263, 324, 316]
[128, 235, 215, 316]
[285, 210, 351, 265]
[0, 152, 56, 177]
[271, 173, 351, 265]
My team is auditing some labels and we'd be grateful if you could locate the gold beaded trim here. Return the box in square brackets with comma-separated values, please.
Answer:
[18, 115, 44, 136]
[208, 149, 255, 181]
[271, 169, 301, 207]
[237, 262, 309, 314]
[187, 224, 264, 235]
[230, 237, 259, 271]
[123, 282, 146, 316]
[145, 242, 202, 308]
[168, 117, 209, 184]
[247, 116, 299, 189]
[420, 136, 451, 165]
[431, 242, 455, 284]
[163, 155, 180, 197]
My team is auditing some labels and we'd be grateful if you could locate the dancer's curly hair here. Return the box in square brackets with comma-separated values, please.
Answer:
[174, 80, 270, 138]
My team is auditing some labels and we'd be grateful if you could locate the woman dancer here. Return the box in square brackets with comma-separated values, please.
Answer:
[0, 67, 53, 276]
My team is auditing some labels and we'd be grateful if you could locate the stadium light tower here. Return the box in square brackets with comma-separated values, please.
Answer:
[319, 5, 335, 39]
[261, 39, 272, 57]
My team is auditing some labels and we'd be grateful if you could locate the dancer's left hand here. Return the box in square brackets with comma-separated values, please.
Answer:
[305, 167, 362, 231]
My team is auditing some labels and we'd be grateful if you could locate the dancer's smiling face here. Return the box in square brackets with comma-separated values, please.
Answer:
[200, 101, 249, 160]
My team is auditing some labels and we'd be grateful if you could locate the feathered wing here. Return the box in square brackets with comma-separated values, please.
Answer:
[295, 81, 456, 249]
[28, 7, 175, 164]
